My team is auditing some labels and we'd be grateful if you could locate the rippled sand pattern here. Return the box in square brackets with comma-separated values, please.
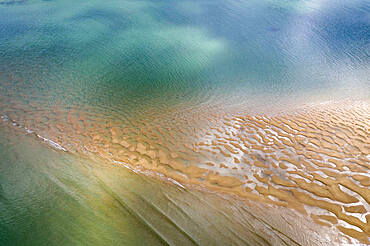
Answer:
[195, 102, 370, 243]
[1, 100, 369, 243]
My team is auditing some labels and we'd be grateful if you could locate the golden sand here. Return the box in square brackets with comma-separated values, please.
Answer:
[1, 99, 369, 243]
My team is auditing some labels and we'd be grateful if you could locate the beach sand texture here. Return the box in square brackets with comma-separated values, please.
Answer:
[2, 99, 369, 243]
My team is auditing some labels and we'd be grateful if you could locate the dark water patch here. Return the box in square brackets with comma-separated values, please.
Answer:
[312, 1, 370, 61]
[0, 0, 27, 5]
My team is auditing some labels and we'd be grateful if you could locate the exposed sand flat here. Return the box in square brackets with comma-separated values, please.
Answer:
[1, 99, 369, 243]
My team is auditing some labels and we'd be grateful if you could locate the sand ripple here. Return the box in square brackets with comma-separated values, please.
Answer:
[1, 99, 369, 243]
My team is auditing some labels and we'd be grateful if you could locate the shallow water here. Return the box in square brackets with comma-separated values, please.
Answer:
[0, 122, 345, 246]
[0, 0, 369, 244]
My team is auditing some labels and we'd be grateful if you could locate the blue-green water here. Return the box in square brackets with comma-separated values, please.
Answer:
[1, 0, 369, 113]
[0, 0, 369, 245]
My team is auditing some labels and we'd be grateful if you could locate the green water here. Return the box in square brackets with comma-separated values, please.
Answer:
[0, 0, 369, 244]
[1, 0, 369, 114]
[0, 122, 338, 246]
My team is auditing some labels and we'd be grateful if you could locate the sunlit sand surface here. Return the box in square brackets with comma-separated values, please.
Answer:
[1, 0, 369, 244]
[1, 99, 369, 243]
[0, 121, 350, 245]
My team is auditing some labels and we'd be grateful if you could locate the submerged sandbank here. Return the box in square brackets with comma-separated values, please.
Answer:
[0, 120, 347, 245]
[1, 99, 369, 244]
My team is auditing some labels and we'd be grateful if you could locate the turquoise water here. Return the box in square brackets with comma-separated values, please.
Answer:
[0, 0, 368, 164]
[1, 0, 369, 114]
[0, 0, 369, 244]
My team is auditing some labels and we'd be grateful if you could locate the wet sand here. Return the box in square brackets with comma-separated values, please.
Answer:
[1, 99, 369, 244]
[0, 120, 348, 246]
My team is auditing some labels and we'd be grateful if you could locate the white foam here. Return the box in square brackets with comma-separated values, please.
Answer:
[36, 134, 67, 152]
